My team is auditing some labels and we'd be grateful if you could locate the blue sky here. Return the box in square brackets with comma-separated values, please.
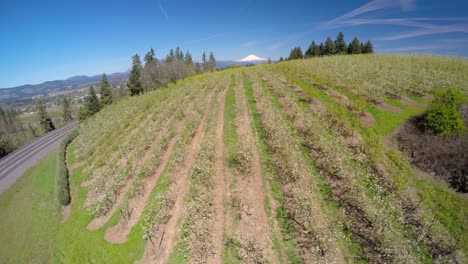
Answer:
[0, 0, 467, 88]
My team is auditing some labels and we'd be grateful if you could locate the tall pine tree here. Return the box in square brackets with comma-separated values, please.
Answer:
[334, 32, 347, 54]
[363, 40, 374, 53]
[208, 52, 216, 71]
[62, 97, 73, 122]
[144, 48, 155, 64]
[99, 73, 113, 106]
[319, 43, 325, 56]
[288, 47, 304, 60]
[184, 51, 193, 65]
[127, 54, 144, 96]
[324, 37, 336, 55]
[348, 37, 362, 54]
[78, 86, 101, 121]
[36, 99, 55, 132]
[202, 51, 207, 72]
[305, 41, 313, 58]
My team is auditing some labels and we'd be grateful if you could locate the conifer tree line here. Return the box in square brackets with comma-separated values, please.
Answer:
[283, 32, 374, 61]
[128, 47, 217, 95]
[78, 48, 217, 121]
[78, 73, 115, 121]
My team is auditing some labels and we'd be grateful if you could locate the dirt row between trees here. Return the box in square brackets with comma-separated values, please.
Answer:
[138, 85, 219, 263]
[207, 82, 230, 263]
[227, 74, 278, 262]
[104, 120, 184, 243]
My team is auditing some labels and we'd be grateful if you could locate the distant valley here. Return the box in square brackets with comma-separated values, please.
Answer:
[0, 72, 129, 105]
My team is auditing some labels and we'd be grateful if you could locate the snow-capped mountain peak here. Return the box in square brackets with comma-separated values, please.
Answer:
[237, 55, 266, 62]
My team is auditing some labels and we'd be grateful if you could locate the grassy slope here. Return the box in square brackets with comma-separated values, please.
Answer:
[0, 55, 466, 263]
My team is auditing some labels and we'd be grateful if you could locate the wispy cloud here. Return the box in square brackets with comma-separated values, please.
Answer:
[377, 24, 468, 41]
[326, 0, 415, 28]
[241, 41, 257, 47]
[158, 0, 168, 20]
[323, 0, 468, 41]
[380, 37, 468, 53]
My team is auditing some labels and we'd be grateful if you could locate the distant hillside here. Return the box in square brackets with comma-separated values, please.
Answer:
[0, 72, 129, 104]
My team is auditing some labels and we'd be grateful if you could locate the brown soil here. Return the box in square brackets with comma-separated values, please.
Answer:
[104, 123, 182, 243]
[324, 88, 352, 108]
[392, 115, 468, 193]
[61, 204, 71, 223]
[398, 97, 427, 108]
[137, 89, 217, 263]
[207, 83, 230, 263]
[230, 78, 278, 262]
[359, 111, 376, 127]
[376, 102, 403, 113]
[345, 131, 363, 149]
[309, 99, 327, 116]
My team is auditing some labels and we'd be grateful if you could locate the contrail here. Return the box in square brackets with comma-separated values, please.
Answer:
[159, 0, 168, 20]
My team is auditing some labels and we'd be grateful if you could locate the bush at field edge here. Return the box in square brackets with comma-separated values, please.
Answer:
[424, 87, 466, 136]
[56, 129, 79, 206]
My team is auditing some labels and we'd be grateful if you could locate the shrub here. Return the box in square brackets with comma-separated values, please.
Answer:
[424, 87, 466, 135]
[56, 129, 79, 206]
[449, 171, 467, 193]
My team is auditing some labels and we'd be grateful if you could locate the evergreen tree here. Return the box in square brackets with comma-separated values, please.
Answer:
[127, 54, 144, 96]
[363, 40, 374, 53]
[144, 48, 155, 64]
[279, 57, 284, 62]
[319, 43, 325, 56]
[62, 97, 73, 122]
[175, 47, 184, 61]
[324, 37, 336, 55]
[305, 42, 313, 58]
[99, 73, 113, 106]
[78, 86, 101, 121]
[202, 51, 207, 71]
[334, 32, 347, 54]
[209, 52, 216, 71]
[311, 41, 320, 57]
[306, 41, 320, 58]
[85, 86, 100, 114]
[169, 49, 175, 61]
[268, 57, 271, 64]
[184, 51, 193, 65]
[348, 37, 362, 54]
[288, 47, 304, 60]
[36, 99, 55, 132]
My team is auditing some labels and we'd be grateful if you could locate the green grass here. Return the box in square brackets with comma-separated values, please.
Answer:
[0, 152, 59, 264]
[221, 75, 243, 263]
[243, 73, 301, 263]
[0, 142, 146, 264]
